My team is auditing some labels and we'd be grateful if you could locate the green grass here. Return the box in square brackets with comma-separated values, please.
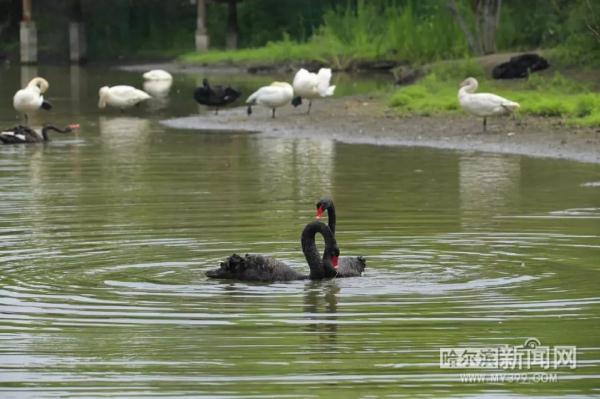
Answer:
[388, 67, 600, 126]
[180, 35, 340, 66]
[180, 0, 467, 68]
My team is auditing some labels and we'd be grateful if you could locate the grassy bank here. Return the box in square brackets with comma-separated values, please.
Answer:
[181, 1, 467, 68]
[180, 0, 599, 69]
[388, 61, 600, 126]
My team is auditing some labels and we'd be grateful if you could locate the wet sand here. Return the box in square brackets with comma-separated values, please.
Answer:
[162, 95, 600, 164]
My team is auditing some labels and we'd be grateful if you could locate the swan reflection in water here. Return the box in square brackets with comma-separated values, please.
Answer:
[303, 281, 340, 347]
[98, 116, 151, 164]
[459, 153, 520, 228]
[252, 139, 335, 199]
[143, 79, 172, 111]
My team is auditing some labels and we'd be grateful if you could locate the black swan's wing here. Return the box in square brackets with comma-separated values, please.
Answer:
[336, 256, 366, 278]
[207, 253, 304, 282]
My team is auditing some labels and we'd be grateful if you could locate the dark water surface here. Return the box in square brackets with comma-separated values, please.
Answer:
[0, 66, 599, 398]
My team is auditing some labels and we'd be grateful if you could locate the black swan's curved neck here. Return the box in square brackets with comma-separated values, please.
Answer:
[41, 125, 71, 141]
[326, 203, 336, 235]
[317, 198, 336, 235]
[301, 220, 338, 279]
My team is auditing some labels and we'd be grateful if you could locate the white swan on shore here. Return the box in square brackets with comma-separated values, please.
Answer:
[246, 81, 294, 118]
[13, 77, 52, 122]
[458, 77, 520, 132]
[291, 68, 336, 114]
[98, 85, 151, 110]
[143, 69, 173, 81]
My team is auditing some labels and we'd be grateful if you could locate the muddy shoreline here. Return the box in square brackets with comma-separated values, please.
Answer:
[162, 95, 600, 164]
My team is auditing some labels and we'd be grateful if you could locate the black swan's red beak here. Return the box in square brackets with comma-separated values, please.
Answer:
[331, 256, 339, 269]
[68, 124, 80, 130]
[316, 206, 324, 219]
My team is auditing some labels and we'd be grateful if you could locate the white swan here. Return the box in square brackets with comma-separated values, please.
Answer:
[142, 69, 173, 81]
[98, 85, 151, 110]
[291, 68, 336, 114]
[458, 77, 520, 132]
[246, 81, 294, 118]
[13, 77, 52, 122]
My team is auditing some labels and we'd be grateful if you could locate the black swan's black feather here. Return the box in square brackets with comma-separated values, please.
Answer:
[207, 221, 339, 282]
[193, 78, 241, 109]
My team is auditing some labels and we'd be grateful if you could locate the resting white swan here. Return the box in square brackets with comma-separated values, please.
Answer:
[13, 77, 52, 122]
[246, 81, 294, 118]
[142, 69, 173, 81]
[291, 68, 336, 114]
[458, 77, 520, 132]
[98, 85, 151, 110]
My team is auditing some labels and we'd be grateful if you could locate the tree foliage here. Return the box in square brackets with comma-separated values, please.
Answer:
[0, 0, 597, 64]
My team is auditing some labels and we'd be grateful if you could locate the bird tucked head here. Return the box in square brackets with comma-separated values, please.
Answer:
[98, 86, 110, 109]
[28, 77, 49, 93]
[459, 77, 478, 93]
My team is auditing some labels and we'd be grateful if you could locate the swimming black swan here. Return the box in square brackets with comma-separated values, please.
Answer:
[315, 198, 366, 277]
[193, 78, 241, 115]
[206, 220, 339, 282]
[0, 124, 79, 144]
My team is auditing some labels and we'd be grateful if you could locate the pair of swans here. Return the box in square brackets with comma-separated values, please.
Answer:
[245, 68, 336, 118]
[194, 78, 241, 114]
[206, 198, 365, 282]
[0, 124, 79, 144]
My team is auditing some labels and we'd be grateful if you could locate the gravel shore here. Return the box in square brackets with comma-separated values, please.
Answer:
[162, 95, 600, 164]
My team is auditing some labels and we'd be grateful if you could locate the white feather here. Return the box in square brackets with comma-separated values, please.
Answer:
[13, 77, 49, 115]
[459, 77, 520, 118]
[246, 82, 294, 109]
[143, 69, 173, 81]
[98, 85, 151, 109]
[293, 68, 336, 99]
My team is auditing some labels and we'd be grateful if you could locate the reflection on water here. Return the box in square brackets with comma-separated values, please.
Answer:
[0, 65, 599, 398]
[459, 153, 520, 227]
[144, 80, 172, 111]
[253, 138, 335, 201]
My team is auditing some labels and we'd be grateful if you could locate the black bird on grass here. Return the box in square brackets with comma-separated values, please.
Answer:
[193, 78, 241, 115]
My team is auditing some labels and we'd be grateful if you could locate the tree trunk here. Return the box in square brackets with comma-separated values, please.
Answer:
[478, 0, 501, 54]
[226, 0, 239, 50]
[447, 0, 502, 55]
[447, 0, 481, 54]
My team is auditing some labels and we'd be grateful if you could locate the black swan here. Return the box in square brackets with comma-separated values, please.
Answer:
[492, 53, 549, 79]
[315, 198, 366, 277]
[206, 220, 339, 282]
[0, 124, 79, 144]
[193, 78, 241, 114]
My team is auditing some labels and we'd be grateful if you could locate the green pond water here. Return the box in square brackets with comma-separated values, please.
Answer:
[0, 66, 599, 398]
